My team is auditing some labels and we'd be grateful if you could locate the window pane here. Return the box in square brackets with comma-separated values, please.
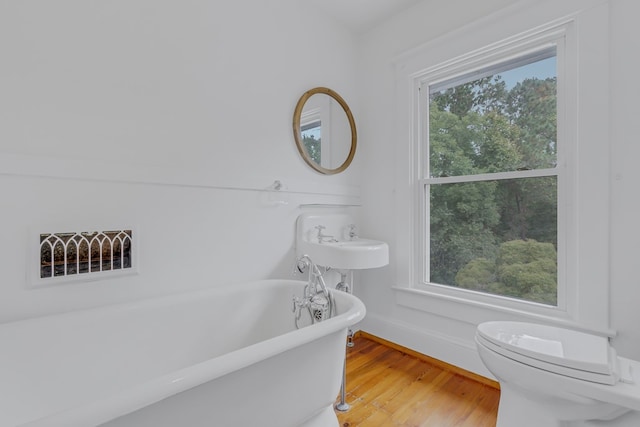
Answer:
[429, 176, 557, 305]
[429, 54, 557, 177]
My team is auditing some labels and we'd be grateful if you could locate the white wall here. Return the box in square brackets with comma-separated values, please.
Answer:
[609, 0, 640, 358]
[356, 0, 640, 377]
[0, 0, 361, 323]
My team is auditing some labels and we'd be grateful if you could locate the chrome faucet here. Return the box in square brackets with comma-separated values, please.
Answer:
[347, 224, 357, 240]
[293, 255, 333, 327]
[315, 225, 337, 243]
[296, 254, 330, 299]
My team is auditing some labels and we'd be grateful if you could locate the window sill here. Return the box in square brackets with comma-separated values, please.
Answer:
[392, 285, 616, 338]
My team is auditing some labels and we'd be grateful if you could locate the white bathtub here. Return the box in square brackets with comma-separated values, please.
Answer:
[0, 279, 365, 427]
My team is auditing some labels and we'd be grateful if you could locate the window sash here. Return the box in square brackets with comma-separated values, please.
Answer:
[421, 167, 558, 186]
[429, 46, 557, 94]
[421, 170, 563, 297]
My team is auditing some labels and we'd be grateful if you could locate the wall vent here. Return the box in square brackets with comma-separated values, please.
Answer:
[39, 230, 133, 280]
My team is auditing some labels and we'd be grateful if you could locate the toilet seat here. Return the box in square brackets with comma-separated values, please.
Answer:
[476, 321, 620, 385]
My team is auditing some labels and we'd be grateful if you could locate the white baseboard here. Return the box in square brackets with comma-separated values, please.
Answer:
[356, 313, 495, 380]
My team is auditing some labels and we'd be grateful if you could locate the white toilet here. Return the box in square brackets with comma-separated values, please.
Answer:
[475, 321, 640, 427]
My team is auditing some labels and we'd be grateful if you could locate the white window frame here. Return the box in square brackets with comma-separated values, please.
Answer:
[392, 1, 612, 336]
[418, 30, 568, 315]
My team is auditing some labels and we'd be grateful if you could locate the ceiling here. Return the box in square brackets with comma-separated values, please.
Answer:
[303, 0, 425, 33]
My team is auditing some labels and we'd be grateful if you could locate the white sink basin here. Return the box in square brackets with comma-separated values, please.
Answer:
[299, 238, 389, 270]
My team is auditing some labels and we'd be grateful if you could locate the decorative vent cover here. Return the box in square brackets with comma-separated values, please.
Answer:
[39, 230, 133, 279]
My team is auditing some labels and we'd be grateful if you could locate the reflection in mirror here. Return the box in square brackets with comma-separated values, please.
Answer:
[300, 104, 322, 165]
[293, 87, 356, 175]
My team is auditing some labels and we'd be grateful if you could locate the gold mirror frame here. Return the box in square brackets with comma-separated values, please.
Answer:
[293, 87, 357, 175]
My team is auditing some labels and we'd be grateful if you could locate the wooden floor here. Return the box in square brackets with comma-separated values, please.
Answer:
[334, 335, 500, 427]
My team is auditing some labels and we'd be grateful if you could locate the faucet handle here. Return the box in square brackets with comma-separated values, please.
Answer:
[347, 223, 357, 240]
[315, 225, 329, 243]
[295, 255, 310, 274]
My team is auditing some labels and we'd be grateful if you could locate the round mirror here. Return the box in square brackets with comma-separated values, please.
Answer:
[293, 87, 357, 175]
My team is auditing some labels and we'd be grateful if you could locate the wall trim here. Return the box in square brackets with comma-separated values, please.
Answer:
[393, 286, 617, 338]
[0, 152, 361, 199]
[355, 330, 499, 390]
[356, 312, 495, 381]
[392, 0, 607, 66]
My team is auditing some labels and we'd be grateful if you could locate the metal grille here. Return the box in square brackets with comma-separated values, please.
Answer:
[40, 230, 132, 279]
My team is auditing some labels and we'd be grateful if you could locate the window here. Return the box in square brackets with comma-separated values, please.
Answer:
[419, 40, 564, 307]
[394, 2, 611, 334]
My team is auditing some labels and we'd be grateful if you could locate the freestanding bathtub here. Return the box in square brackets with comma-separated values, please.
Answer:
[0, 279, 365, 427]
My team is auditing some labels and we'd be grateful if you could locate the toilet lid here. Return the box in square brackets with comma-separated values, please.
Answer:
[477, 321, 616, 376]
[476, 334, 619, 385]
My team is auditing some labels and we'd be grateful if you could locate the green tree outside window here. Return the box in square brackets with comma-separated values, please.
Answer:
[428, 55, 558, 305]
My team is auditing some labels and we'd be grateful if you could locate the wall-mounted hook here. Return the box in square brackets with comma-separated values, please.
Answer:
[271, 180, 284, 191]
[264, 180, 289, 206]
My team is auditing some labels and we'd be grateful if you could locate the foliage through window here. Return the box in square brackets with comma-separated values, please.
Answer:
[301, 121, 321, 165]
[425, 48, 559, 305]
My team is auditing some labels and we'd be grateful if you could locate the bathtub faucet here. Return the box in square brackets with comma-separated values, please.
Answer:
[293, 255, 333, 327]
[296, 255, 330, 300]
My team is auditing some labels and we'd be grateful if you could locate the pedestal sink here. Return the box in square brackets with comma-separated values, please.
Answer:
[296, 211, 388, 413]
[296, 213, 389, 270]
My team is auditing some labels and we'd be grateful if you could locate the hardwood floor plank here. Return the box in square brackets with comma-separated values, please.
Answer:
[458, 386, 501, 427]
[363, 356, 432, 407]
[335, 336, 499, 427]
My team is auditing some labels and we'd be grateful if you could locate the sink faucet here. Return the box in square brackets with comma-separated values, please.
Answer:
[315, 225, 336, 243]
[347, 224, 358, 240]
